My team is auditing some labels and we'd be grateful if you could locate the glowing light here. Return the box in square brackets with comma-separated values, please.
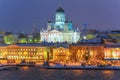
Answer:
[102, 70, 113, 75]
[21, 66, 29, 70]
[24, 52, 27, 56]
[44, 51, 47, 60]
[112, 51, 117, 58]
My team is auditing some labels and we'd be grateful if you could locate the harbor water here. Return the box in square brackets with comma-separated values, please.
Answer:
[0, 67, 120, 80]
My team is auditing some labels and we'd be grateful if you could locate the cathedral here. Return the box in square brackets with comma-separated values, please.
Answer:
[40, 7, 80, 43]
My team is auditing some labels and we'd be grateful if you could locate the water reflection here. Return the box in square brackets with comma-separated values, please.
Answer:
[73, 70, 83, 75]
[20, 66, 29, 70]
[102, 70, 113, 75]
[0, 68, 119, 80]
[102, 70, 114, 80]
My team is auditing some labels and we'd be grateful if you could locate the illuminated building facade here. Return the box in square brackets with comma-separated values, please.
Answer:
[0, 44, 48, 63]
[40, 7, 80, 43]
[104, 45, 120, 60]
[53, 47, 70, 62]
[69, 44, 105, 62]
[0, 43, 120, 64]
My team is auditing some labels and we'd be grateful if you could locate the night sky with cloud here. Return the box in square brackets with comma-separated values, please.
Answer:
[0, 0, 120, 32]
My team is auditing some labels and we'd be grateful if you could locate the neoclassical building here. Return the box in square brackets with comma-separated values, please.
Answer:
[40, 7, 80, 43]
[0, 44, 49, 63]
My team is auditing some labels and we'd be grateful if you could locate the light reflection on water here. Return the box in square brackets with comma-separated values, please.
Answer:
[0, 67, 119, 80]
[20, 66, 29, 70]
[102, 70, 114, 80]
[73, 70, 83, 75]
[102, 70, 113, 75]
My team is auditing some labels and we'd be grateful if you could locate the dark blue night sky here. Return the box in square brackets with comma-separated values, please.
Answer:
[0, 0, 120, 32]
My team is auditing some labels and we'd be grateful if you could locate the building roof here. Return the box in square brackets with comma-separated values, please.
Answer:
[0, 44, 8, 46]
[16, 43, 44, 46]
[104, 44, 120, 48]
[70, 43, 103, 47]
[56, 7, 64, 12]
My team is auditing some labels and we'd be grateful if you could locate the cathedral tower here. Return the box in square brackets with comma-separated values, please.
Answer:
[55, 7, 65, 26]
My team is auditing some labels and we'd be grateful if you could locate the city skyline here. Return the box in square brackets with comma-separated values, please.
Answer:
[0, 0, 120, 32]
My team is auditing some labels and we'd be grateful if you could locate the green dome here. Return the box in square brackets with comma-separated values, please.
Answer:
[56, 7, 64, 12]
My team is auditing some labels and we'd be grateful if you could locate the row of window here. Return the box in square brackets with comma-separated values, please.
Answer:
[0, 52, 44, 57]
[7, 56, 43, 59]
[0, 48, 45, 52]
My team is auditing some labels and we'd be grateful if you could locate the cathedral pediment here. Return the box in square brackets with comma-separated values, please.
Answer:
[49, 30, 62, 33]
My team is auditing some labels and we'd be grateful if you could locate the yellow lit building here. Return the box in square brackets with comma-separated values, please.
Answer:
[53, 47, 70, 62]
[104, 45, 120, 60]
[69, 44, 105, 62]
[1, 43, 120, 64]
[0, 44, 48, 63]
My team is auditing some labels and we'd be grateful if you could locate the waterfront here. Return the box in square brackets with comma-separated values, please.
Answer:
[0, 67, 120, 80]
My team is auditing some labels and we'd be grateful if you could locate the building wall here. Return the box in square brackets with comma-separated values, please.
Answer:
[0, 45, 48, 63]
[40, 32, 80, 43]
[104, 47, 120, 59]
[53, 47, 70, 62]
[69, 45, 105, 62]
[1, 44, 120, 64]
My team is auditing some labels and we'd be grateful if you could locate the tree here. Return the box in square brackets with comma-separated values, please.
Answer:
[4, 34, 16, 44]
[33, 33, 40, 43]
